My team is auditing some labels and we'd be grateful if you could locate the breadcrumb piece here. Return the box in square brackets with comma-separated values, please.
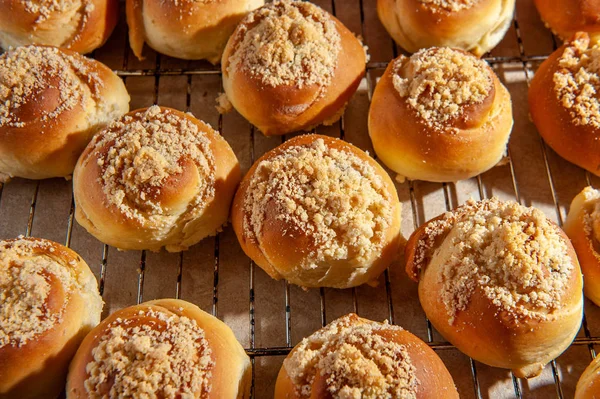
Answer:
[215, 92, 233, 114]
[418, 0, 478, 12]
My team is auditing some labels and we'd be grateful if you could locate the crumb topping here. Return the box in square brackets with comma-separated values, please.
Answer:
[414, 198, 574, 323]
[554, 35, 600, 129]
[84, 308, 214, 398]
[243, 137, 393, 269]
[227, 0, 341, 90]
[392, 47, 492, 130]
[0, 45, 103, 129]
[21, 0, 84, 22]
[284, 314, 418, 399]
[90, 106, 216, 226]
[417, 0, 478, 12]
[0, 238, 81, 348]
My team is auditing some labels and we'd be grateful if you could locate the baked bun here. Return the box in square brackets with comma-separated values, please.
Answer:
[534, 0, 600, 41]
[275, 313, 458, 398]
[564, 186, 600, 306]
[575, 355, 600, 399]
[231, 134, 402, 289]
[368, 47, 513, 182]
[0, 45, 130, 182]
[377, 0, 515, 56]
[67, 298, 251, 399]
[73, 105, 241, 252]
[221, 0, 366, 136]
[126, 0, 264, 62]
[529, 33, 600, 176]
[0, 237, 103, 399]
[0, 0, 118, 53]
[405, 198, 584, 378]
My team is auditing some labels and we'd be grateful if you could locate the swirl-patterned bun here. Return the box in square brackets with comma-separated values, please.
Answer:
[127, 0, 264, 62]
[275, 313, 458, 398]
[377, 0, 515, 56]
[221, 0, 366, 136]
[368, 47, 513, 182]
[67, 299, 251, 399]
[529, 33, 600, 176]
[0, 0, 118, 53]
[73, 106, 241, 252]
[0, 45, 130, 182]
[405, 198, 584, 378]
[0, 237, 103, 399]
[231, 134, 402, 288]
[534, 0, 600, 41]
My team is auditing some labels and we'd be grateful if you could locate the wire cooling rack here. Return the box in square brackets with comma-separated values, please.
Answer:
[1, 1, 600, 398]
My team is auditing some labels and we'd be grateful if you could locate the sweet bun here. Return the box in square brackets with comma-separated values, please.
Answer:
[575, 355, 600, 399]
[274, 313, 459, 398]
[564, 186, 600, 306]
[368, 47, 513, 182]
[231, 134, 402, 289]
[534, 0, 600, 41]
[0, 0, 118, 53]
[0, 237, 103, 399]
[405, 198, 584, 378]
[377, 0, 515, 56]
[221, 0, 366, 136]
[0, 45, 129, 182]
[126, 0, 264, 62]
[66, 298, 251, 398]
[73, 105, 241, 252]
[529, 33, 600, 176]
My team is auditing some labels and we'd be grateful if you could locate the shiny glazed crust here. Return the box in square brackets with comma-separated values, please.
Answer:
[534, 0, 600, 40]
[576, 355, 600, 399]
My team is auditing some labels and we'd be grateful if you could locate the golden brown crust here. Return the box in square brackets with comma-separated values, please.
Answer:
[368, 48, 513, 182]
[405, 199, 584, 378]
[0, 237, 103, 399]
[73, 106, 241, 252]
[534, 0, 600, 40]
[0, 45, 130, 182]
[0, 0, 118, 53]
[231, 134, 402, 289]
[377, 0, 515, 56]
[576, 355, 600, 399]
[66, 299, 251, 399]
[529, 33, 600, 176]
[126, 0, 264, 62]
[274, 314, 458, 399]
[221, 0, 366, 136]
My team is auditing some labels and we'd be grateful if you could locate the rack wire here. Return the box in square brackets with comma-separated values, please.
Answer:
[0, 0, 598, 397]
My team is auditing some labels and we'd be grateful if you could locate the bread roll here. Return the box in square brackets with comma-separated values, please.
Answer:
[529, 33, 600, 176]
[275, 313, 458, 398]
[564, 186, 600, 306]
[231, 134, 402, 289]
[0, 45, 130, 182]
[0, 237, 103, 399]
[534, 0, 600, 41]
[221, 0, 366, 136]
[377, 0, 515, 56]
[126, 0, 264, 62]
[368, 47, 513, 182]
[575, 355, 600, 399]
[0, 0, 117, 53]
[66, 298, 251, 399]
[405, 198, 584, 378]
[73, 105, 241, 252]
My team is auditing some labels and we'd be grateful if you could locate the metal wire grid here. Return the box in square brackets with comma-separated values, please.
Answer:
[0, 1, 597, 398]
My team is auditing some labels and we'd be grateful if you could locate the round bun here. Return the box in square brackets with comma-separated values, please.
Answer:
[529, 33, 600, 176]
[0, 237, 103, 399]
[564, 186, 600, 306]
[405, 198, 583, 378]
[73, 105, 241, 252]
[377, 0, 515, 56]
[534, 0, 600, 41]
[126, 0, 264, 62]
[368, 47, 513, 182]
[66, 298, 251, 399]
[221, 0, 366, 136]
[274, 313, 458, 398]
[0, 0, 117, 53]
[0, 45, 130, 182]
[231, 134, 402, 289]
[575, 355, 600, 399]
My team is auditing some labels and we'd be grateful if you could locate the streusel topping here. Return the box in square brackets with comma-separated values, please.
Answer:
[418, 0, 479, 12]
